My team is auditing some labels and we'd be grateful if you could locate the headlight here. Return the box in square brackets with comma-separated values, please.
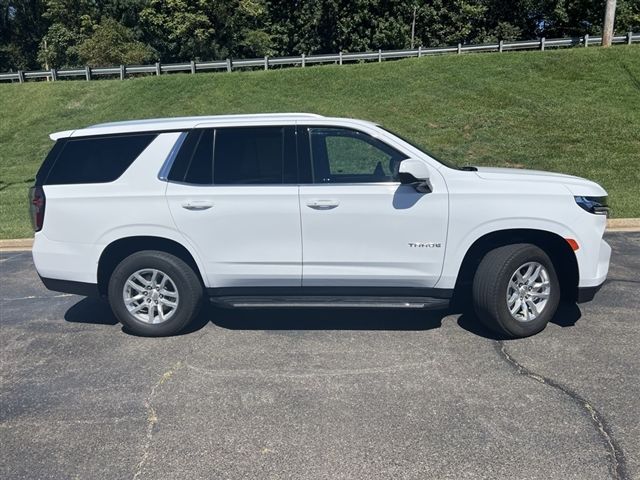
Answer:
[574, 196, 609, 216]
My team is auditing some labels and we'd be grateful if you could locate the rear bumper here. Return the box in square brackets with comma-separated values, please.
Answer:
[576, 281, 605, 304]
[39, 276, 99, 297]
[32, 233, 100, 284]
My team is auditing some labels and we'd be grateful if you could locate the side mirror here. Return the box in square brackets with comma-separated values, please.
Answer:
[398, 158, 432, 193]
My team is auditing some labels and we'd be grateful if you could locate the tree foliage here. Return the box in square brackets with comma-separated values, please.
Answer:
[1, 0, 639, 71]
[76, 18, 156, 66]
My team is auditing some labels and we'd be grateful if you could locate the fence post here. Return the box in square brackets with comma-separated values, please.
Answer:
[155, 62, 161, 76]
[457, 43, 462, 54]
[339, 51, 343, 65]
[50, 68, 57, 81]
[540, 37, 545, 51]
[226, 58, 232, 72]
[584, 34, 589, 47]
[17, 70, 24, 83]
[301, 53, 305, 67]
[628, 32, 633, 45]
[418, 45, 422, 57]
[85, 66, 91, 81]
[190, 60, 196, 74]
[120, 64, 125, 80]
[264, 56, 269, 70]
[378, 49, 382, 62]
[499, 40, 504, 52]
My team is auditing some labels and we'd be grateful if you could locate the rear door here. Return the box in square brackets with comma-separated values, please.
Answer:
[165, 125, 302, 288]
[297, 125, 449, 288]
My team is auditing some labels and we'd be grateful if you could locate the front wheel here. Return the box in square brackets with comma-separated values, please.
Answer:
[472, 243, 560, 338]
[108, 250, 203, 336]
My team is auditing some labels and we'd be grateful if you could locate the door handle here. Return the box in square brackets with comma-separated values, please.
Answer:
[306, 199, 340, 210]
[181, 200, 213, 211]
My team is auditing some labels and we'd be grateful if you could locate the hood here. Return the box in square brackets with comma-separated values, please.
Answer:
[474, 166, 607, 196]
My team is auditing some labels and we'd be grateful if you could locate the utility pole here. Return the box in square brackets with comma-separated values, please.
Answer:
[602, 0, 617, 47]
[411, 5, 417, 49]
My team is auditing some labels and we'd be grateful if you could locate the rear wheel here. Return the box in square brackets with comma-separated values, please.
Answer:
[108, 250, 203, 336]
[472, 243, 560, 338]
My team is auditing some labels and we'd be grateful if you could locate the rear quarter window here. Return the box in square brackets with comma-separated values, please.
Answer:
[41, 133, 157, 185]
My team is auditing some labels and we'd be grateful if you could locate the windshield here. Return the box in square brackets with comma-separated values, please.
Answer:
[379, 126, 465, 170]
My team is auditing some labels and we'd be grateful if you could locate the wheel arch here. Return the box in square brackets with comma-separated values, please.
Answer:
[451, 228, 579, 307]
[97, 236, 206, 296]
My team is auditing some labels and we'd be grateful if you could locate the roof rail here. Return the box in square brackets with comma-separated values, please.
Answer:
[88, 112, 324, 129]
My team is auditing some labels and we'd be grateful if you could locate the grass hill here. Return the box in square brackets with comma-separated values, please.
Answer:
[1, 46, 639, 238]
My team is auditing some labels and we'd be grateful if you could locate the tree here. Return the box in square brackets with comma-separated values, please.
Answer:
[233, 0, 274, 57]
[3, 0, 640, 72]
[36, 0, 99, 68]
[36, 23, 77, 68]
[603, 0, 617, 46]
[0, 0, 48, 70]
[76, 18, 156, 66]
[139, 0, 218, 61]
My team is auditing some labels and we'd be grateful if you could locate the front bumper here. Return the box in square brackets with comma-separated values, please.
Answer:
[578, 238, 611, 288]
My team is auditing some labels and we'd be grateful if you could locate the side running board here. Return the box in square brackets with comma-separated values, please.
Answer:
[210, 296, 450, 310]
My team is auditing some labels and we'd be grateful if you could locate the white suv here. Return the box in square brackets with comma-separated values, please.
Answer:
[30, 113, 610, 337]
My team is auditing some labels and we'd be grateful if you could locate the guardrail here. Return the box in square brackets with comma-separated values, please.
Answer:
[1, 33, 638, 83]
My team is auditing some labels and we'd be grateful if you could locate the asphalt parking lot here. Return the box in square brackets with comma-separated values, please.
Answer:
[1, 232, 638, 480]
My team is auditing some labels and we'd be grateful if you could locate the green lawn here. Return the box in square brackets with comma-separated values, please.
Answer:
[1, 46, 639, 239]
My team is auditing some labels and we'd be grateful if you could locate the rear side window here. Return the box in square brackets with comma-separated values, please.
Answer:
[168, 127, 294, 185]
[43, 134, 157, 185]
[167, 129, 214, 184]
[214, 127, 284, 185]
[184, 130, 214, 185]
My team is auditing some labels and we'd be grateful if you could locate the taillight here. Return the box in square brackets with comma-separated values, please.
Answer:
[29, 186, 46, 232]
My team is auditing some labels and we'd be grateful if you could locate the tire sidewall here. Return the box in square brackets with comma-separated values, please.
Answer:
[494, 247, 560, 337]
[108, 251, 201, 336]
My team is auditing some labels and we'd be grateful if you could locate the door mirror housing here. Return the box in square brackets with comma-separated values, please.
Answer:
[398, 159, 432, 193]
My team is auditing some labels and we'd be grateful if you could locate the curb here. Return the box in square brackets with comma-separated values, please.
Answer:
[605, 218, 640, 232]
[0, 238, 34, 252]
[2, 219, 639, 252]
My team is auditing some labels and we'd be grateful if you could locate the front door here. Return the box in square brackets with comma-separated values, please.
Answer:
[297, 126, 448, 288]
[166, 126, 302, 288]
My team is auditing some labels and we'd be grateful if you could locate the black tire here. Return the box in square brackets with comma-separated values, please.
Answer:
[107, 250, 203, 336]
[472, 243, 560, 338]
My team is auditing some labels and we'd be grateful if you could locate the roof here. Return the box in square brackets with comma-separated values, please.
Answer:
[49, 113, 379, 140]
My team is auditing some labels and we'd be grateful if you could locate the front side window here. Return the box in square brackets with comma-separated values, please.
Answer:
[308, 128, 406, 184]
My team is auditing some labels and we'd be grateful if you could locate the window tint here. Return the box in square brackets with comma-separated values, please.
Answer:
[308, 128, 406, 184]
[166, 129, 214, 184]
[35, 140, 66, 186]
[214, 127, 284, 184]
[184, 130, 213, 184]
[167, 130, 201, 182]
[43, 134, 157, 185]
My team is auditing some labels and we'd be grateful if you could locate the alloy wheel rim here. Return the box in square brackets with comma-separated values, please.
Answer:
[122, 268, 179, 324]
[506, 261, 551, 322]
